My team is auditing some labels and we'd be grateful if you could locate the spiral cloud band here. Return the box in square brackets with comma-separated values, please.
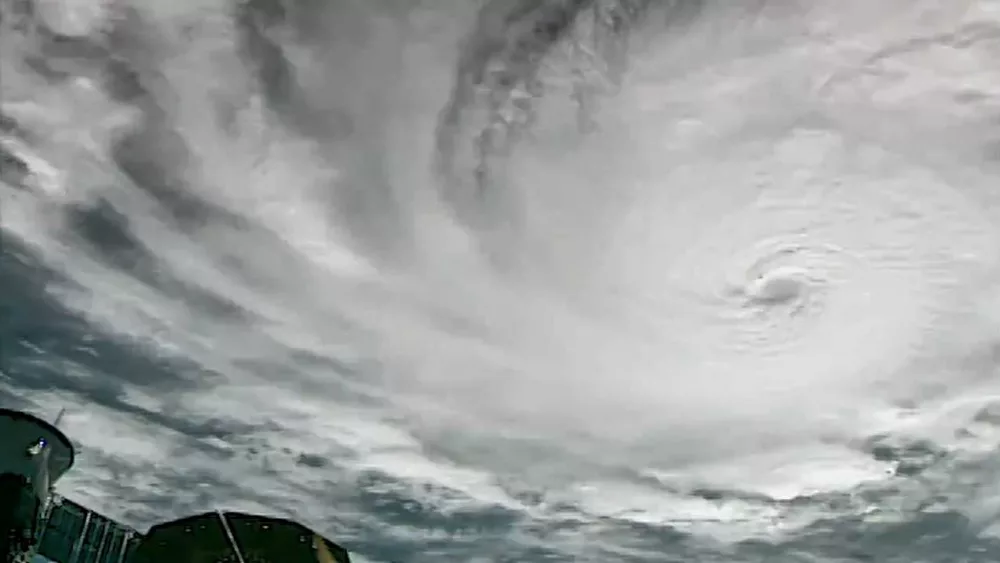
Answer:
[2, 0, 1000, 561]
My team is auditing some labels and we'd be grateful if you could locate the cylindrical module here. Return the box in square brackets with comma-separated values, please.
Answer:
[0, 409, 76, 563]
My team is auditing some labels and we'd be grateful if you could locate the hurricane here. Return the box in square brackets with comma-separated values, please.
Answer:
[2, 0, 1000, 561]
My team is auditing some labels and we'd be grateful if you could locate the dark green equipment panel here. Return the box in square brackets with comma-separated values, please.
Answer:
[131, 511, 351, 563]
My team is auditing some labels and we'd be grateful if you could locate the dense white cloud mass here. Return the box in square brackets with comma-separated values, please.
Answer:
[2, 1, 1000, 561]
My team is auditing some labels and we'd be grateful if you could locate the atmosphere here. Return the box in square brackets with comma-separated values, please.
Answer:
[3, 1, 1000, 562]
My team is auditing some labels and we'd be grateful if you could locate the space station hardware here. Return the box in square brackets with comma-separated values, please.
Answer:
[1, 408, 350, 563]
[0, 409, 74, 563]
[130, 511, 351, 563]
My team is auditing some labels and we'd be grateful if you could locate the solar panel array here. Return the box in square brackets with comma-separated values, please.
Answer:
[33, 496, 139, 563]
